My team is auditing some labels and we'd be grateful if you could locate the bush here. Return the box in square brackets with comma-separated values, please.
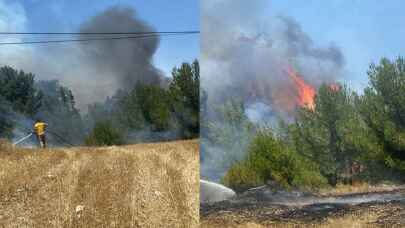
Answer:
[85, 121, 124, 146]
[223, 129, 327, 191]
[222, 161, 263, 192]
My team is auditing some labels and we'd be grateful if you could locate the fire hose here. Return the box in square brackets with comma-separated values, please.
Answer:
[12, 133, 33, 146]
[12, 123, 75, 147]
[48, 130, 75, 147]
[12, 131, 75, 147]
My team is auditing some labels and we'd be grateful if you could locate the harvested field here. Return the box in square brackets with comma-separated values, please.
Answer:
[0, 139, 199, 228]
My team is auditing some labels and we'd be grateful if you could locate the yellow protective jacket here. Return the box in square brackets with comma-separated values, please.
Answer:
[34, 122, 47, 136]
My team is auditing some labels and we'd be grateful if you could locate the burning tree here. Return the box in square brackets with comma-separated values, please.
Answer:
[290, 84, 374, 186]
[220, 58, 405, 190]
[285, 66, 316, 111]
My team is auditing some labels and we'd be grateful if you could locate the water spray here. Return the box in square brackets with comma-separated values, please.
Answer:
[200, 179, 236, 203]
[12, 133, 33, 146]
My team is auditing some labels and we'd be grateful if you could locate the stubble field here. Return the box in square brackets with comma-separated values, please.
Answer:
[0, 139, 199, 228]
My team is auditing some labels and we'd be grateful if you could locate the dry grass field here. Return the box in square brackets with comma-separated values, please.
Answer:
[0, 139, 199, 228]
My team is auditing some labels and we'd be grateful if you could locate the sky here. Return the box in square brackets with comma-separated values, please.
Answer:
[266, 0, 405, 92]
[1, 0, 404, 95]
[0, 0, 199, 77]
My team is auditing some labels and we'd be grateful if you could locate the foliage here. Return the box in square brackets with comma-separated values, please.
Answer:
[220, 57, 405, 190]
[223, 129, 327, 191]
[114, 89, 145, 131]
[85, 120, 124, 146]
[0, 59, 199, 145]
[0, 67, 86, 144]
[169, 60, 200, 138]
[290, 84, 375, 185]
[133, 83, 171, 131]
[222, 161, 263, 192]
[358, 57, 405, 172]
[0, 66, 42, 117]
[85, 60, 200, 143]
[0, 66, 43, 138]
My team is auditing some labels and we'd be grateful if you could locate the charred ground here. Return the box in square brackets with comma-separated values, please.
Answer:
[201, 186, 405, 227]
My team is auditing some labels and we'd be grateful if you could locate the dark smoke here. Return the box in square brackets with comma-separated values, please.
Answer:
[0, 5, 165, 110]
[201, 0, 346, 181]
[78, 7, 164, 91]
[280, 16, 344, 68]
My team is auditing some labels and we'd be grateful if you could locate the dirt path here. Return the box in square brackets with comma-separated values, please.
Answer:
[0, 140, 199, 228]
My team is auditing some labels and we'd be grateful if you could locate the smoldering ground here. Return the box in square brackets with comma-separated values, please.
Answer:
[200, 0, 347, 181]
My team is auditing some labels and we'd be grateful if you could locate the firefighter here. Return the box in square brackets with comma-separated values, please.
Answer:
[33, 119, 48, 148]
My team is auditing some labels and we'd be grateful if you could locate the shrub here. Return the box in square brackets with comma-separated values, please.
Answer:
[223, 129, 327, 191]
[85, 121, 124, 146]
[222, 161, 263, 192]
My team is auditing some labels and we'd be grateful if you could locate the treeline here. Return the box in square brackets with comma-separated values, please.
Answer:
[204, 57, 405, 192]
[0, 60, 199, 146]
[85, 60, 199, 145]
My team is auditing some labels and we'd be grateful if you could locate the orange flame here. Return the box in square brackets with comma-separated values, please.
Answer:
[285, 66, 316, 111]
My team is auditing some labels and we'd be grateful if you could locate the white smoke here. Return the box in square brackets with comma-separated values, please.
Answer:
[245, 101, 276, 125]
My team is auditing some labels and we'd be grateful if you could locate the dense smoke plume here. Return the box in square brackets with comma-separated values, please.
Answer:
[78, 7, 163, 91]
[201, 0, 346, 181]
[202, 1, 344, 115]
[0, 4, 164, 110]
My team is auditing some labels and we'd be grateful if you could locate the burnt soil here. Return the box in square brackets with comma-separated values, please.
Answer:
[201, 187, 405, 227]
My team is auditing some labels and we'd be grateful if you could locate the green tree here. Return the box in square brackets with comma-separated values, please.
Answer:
[116, 89, 145, 130]
[169, 60, 200, 138]
[293, 84, 371, 185]
[0, 66, 43, 138]
[134, 83, 171, 131]
[0, 66, 42, 117]
[359, 57, 405, 172]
